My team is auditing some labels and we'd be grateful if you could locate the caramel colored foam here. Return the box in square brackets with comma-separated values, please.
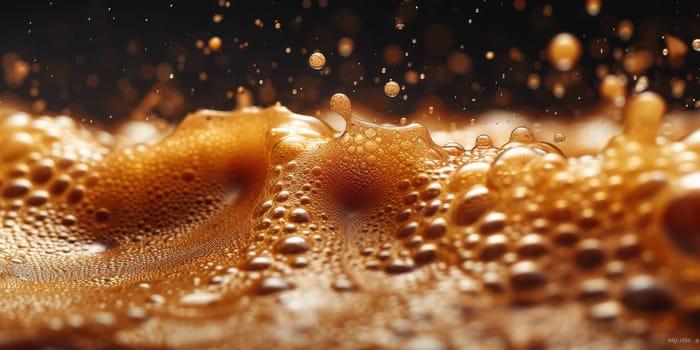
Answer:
[1, 94, 699, 348]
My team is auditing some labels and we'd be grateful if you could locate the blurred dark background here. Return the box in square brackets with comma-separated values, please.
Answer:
[0, 0, 698, 124]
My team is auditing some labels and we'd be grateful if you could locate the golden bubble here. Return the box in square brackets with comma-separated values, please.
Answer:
[384, 81, 400, 98]
[337, 37, 355, 58]
[693, 39, 700, 52]
[208, 36, 222, 51]
[599, 75, 626, 103]
[553, 132, 566, 143]
[308, 52, 326, 70]
[617, 20, 634, 41]
[485, 51, 495, 60]
[547, 33, 582, 71]
[586, 0, 601, 15]
[330, 93, 352, 121]
[212, 14, 223, 23]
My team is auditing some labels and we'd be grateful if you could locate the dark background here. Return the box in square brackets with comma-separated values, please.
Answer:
[0, 0, 697, 124]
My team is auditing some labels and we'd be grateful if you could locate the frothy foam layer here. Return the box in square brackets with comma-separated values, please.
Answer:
[1, 95, 699, 348]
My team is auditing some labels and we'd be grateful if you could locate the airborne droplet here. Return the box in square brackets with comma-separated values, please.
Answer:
[384, 81, 400, 97]
[308, 52, 326, 70]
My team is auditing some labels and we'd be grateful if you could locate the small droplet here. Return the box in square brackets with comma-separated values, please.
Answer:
[308, 52, 326, 70]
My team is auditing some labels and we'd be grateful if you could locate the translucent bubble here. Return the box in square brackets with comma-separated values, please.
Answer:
[330, 93, 352, 121]
[693, 39, 700, 52]
[488, 147, 540, 189]
[308, 52, 326, 70]
[547, 33, 582, 71]
[553, 132, 566, 143]
[384, 81, 400, 97]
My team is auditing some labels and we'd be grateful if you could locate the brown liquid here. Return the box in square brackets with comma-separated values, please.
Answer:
[0, 93, 699, 348]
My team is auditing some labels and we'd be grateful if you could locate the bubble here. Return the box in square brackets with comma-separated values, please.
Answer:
[308, 52, 326, 70]
[617, 20, 634, 41]
[1, 132, 34, 162]
[256, 277, 292, 295]
[488, 147, 540, 189]
[330, 93, 352, 121]
[509, 261, 546, 291]
[277, 235, 310, 254]
[575, 239, 604, 269]
[208, 36, 222, 51]
[337, 37, 354, 57]
[384, 81, 400, 98]
[547, 33, 582, 71]
[413, 243, 437, 263]
[553, 132, 566, 143]
[180, 291, 221, 306]
[585, 0, 601, 15]
[599, 75, 626, 102]
[2, 179, 32, 198]
[693, 39, 700, 52]
[385, 258, 415, 274]
[589, 301, 622, 322]
[621, 275, 674, 313]
[331, 277, 356, 292]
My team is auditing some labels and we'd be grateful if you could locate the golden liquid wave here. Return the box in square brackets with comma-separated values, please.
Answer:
[0, 91, 699, 349]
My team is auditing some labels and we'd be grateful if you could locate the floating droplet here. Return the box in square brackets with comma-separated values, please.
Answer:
[308, 52, 326, 70]
[384, 81, 400, 97]
[547, 33, 582, 71]
[208, 36, 222, 51]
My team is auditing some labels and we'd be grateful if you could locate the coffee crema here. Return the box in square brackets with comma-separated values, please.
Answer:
[0, 91, 699, 349]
